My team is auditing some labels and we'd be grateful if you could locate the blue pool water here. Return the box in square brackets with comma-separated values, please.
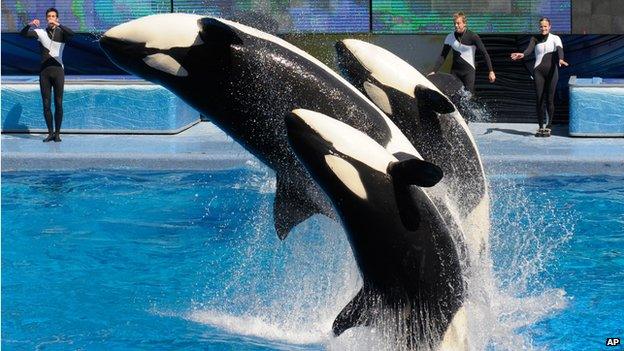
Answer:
[2, 170, 623, 350]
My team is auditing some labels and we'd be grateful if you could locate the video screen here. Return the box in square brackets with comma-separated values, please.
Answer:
[1, 0, 171, 32]
[372, 0, 571, 33]
[174, 0, 370, 33]
[1, 0, 370, 33]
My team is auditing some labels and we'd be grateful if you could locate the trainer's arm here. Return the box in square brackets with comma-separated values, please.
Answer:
[431, 44, 451, 73]
[20, 24, 38, 39]
[474, 34, 494, 72]
[59, 24, 75, 41]
[555, 37, 568, 67]
[522, 37, 536, 56]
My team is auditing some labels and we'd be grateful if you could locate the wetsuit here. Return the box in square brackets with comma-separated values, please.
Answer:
[432, 29, 493, 95]
[20, 23, 74, 139]
[522, 33, 564, 129]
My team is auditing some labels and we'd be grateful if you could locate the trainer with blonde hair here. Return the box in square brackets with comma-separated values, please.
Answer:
[511, 17, 568, 137]
[430, 12, 496, 96]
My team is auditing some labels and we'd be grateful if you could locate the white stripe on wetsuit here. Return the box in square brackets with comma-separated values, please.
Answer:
[534, 34, 563, 68]
[34, 28, 65, 67]
[444, 32, 475, 69]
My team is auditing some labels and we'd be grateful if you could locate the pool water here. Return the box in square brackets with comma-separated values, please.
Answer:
[2, 170, 623, 350]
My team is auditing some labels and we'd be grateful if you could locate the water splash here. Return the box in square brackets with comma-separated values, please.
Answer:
[172, 148, 576, 351]
[467, 176, 576, 350]
[453, 88, 495, 123]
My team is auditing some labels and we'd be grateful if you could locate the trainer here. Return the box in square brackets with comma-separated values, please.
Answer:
[430, 12, 496, 96]
[20, 7, 74, 142]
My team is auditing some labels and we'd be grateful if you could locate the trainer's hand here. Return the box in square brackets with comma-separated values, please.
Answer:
[29, 19, 40, 27]
[488, 71, 496, 83]
[510, 52, 524, 60]
[48, 18, 59, 27]
[559, 59, 569, 67]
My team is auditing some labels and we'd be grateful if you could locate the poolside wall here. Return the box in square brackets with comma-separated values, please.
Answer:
[2, 33, 623, 124]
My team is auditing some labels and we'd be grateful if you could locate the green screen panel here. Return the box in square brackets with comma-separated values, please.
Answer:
[173, 0, 370, 33]
[372, 0, 571, 33]
[2, 0, 171, 32]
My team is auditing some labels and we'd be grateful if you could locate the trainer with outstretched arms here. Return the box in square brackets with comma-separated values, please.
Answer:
[511, 17, 569, 137]
[20, 7, 74, 142]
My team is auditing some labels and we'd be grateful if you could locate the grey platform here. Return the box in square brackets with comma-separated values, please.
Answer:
[2, 122, 624, 176]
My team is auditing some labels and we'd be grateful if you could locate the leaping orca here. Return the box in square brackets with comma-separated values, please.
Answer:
[99, 14, 421, 240]
[335, 39, 490, 260]
[285, 109, 468, 350]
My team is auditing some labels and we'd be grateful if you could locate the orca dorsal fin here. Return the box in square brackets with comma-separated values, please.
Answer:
[414, 85, 456, 114]
[333, 287, 371, 336]
[199, 17, 243, 46]
[273, 174, 332, 240]
[387, 158, 443, 188]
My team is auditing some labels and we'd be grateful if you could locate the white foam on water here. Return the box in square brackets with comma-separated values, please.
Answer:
[184, 309, 330, 344]
[461, 176, 575, 350]
[176, 173, 574, 350]
[170, 94, 575, 350]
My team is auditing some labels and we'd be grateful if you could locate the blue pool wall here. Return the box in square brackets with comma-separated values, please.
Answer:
[568, 77, 624, 137]
[2, 33, 624, 124]
[1, 76, 200, 134]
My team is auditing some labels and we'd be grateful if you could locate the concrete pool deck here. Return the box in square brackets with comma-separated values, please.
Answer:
[2, 122, 624, 175]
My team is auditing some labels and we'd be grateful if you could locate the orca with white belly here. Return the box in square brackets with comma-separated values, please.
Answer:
[285, 109, 467, 349]
[99, 14, 421, 240]
[335, 39, 490, 258]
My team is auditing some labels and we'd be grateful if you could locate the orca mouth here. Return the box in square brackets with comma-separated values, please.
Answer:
[99, 36, 155, 70]
[285, 113, 331, 159]
[335, 41, 368, 88]
[100, 36, 132, 56]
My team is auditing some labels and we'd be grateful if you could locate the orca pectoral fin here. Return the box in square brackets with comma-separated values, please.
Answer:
[333, 288, 371, 336]
[274, 175, 331, 240]
[387, 158, 443, 188]
[414, 85, 456, 114]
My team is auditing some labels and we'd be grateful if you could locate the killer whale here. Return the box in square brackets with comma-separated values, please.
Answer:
[99, 14, 421, 240]
[285, 109, 468, 349]
[335, 39, 490, 259]
[427, 72, 483, 122]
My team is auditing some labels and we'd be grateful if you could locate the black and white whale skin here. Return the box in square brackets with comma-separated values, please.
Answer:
[427, 72, 482, 122]
[285, 109, 468, 350]
[335, 39, 490, 259]
[99, 14, 421, 240]
[426, 72, 466, 103]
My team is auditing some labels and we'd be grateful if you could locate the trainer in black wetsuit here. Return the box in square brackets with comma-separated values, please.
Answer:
[430, 12, 495, 95]
[20, 8, 74, 142]
[511, 17, 568, 137]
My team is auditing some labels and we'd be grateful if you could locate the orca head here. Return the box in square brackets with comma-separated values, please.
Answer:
[337, 39, 418, 98]
[285, 109, 397, 204]
[100, 13, 242, 88]
[286, 109, 442, 212]
[335, 39, 371, 90]
[336, 39, 457, 117]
